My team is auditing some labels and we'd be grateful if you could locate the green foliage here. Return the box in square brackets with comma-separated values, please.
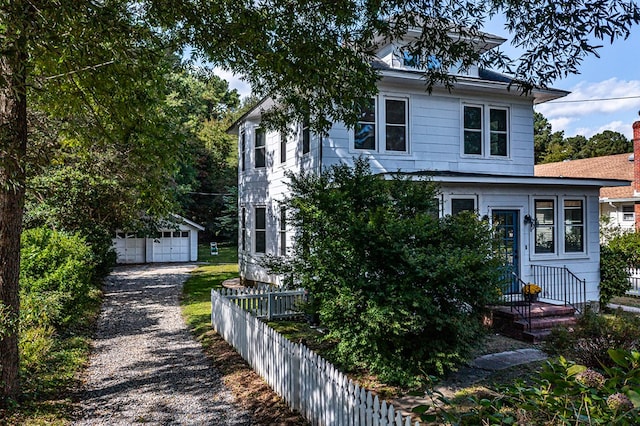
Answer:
[262, 159, 503, 385]
[461, 352, 640, 425]
[535, 113, 633, 164]
[20, 227, 97, 329]
[598, 231, 640, 306]
[600, 245, 633, 307]
[544, 308, 640, 369]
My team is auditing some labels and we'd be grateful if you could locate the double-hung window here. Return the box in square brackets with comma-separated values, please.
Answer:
[623, 205, 635, 222]
[255, 128, 265, 168]
[255, 207, 266, 254]
[240, 131, 246, 172]
[354, 98, 376, 150]
[354, 96, 408, 153]
[533, 198, 585, 255]
[279, 208, 286, 256]
[241, 207, 246, 252]
[302, 120, 310, 155]
[564, 200, 584, 253]
[463, 104, 509, 157]
[280, 132, 287, 163]
[534, 200, 555, 254]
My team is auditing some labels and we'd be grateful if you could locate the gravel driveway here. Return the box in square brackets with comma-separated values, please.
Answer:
[74, 264, 252, 425]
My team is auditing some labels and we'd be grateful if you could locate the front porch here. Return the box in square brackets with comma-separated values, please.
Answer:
[489, 264, 589, 343]
[489, 302, 577, 343]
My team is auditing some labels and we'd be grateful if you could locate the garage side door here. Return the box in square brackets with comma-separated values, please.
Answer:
[153, 231, 190, 262]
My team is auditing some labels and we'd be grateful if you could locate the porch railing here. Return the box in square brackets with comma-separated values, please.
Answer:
[504, 273, 532, 331]
[530, 264, 586, 313]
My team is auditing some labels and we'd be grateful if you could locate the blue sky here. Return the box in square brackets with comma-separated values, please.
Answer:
[217, 22, 640, 141]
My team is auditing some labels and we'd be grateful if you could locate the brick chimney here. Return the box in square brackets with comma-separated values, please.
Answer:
[634, 121, 640, 229]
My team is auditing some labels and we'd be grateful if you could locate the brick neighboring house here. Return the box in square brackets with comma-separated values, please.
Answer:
[535, 121, 640, 233]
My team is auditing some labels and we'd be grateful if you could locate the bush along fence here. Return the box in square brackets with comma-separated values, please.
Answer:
[211, 288, 421, 426]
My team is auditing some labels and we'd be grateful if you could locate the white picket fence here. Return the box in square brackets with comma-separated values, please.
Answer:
[628, 268, 640, 297]
[218, 285, 306, 320]
[211, 289, 421, 426]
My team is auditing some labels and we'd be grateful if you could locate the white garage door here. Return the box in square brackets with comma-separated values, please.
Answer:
[114, 233, 146, 264]
[153, 231, 190, 262]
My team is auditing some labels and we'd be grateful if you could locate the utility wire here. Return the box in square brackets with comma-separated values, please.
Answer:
[547, 95, 640, 104]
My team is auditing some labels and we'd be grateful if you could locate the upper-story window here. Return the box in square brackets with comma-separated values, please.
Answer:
[355, 98, 376, 150]
[280, 132, 287, 164]
[255, 128, 266, 168]
[240, 131, 246, 172]
[395, 48, 441, 71]
[463, 104, 509, 157]
[302, 119, 310, 155]
[354, 96, 408, 153]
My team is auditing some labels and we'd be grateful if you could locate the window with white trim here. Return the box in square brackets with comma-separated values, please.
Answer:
[623, 205, 635, 222]
[279, 208, 286, 256]
[302, 120, 310, 155]
[354, 96, 408, 153]
[534, 200, 555, 254]
[463, 104, 509, 157]
[255, 207, 266, 253]
[451, 198, 476, 215]
[564, 200, 584, 253]
[240, 131, 246, 171]
[241, 207, 246, 252]
[533, 197, 586, 255]
[255, 128, 265, 168]
[280, 132, 287, 163]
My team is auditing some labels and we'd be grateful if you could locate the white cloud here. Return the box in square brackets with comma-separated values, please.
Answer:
[573, 121, 633, 139]
[547, 117, 574, 133]
[213, 67, 252, 99]
[536, 78, 640, 119]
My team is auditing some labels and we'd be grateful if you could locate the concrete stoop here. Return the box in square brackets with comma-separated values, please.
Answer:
[489, 302, 577, 343]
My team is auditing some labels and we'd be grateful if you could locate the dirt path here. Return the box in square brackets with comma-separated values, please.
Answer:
[73, 264, 252, 425]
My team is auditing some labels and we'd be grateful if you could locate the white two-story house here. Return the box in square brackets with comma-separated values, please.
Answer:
[229, 29, 628, 307]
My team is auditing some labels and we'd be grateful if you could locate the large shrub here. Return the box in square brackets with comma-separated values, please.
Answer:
[20, 227, 97, 329]
[599, 231, 640, 306]
[263, 159, 503, 385]
[458, 351, 640, 425]
[544, 308, 640, 369]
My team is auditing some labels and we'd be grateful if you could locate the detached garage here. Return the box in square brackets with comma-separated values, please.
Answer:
[113, 215, 205, 264]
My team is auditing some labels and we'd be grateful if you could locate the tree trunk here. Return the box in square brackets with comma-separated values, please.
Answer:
[0, 2, 29, 404]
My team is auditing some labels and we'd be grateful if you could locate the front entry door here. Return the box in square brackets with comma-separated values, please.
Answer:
[493, 210, 520, 294]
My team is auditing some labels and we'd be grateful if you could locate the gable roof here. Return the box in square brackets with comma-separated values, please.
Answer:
[534, 153, 634, 199]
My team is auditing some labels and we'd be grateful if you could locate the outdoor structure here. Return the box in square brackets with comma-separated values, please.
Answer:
[536, 122, 640, 233]
[229, 27, 628, 306]
[112, 214, 204, 264]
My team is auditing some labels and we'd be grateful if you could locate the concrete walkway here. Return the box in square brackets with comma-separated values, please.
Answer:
[608, 303, 640, 314]
[393, 348, 547, 414]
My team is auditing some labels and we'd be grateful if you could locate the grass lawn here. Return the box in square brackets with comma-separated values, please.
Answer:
[610, 295, 640, 309]
[197, 242, 237, 264]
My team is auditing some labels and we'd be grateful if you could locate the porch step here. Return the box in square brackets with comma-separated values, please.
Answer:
[489, 302, 577, 343]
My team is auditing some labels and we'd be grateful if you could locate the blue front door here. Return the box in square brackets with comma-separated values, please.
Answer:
[493, 210, 520, 294]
